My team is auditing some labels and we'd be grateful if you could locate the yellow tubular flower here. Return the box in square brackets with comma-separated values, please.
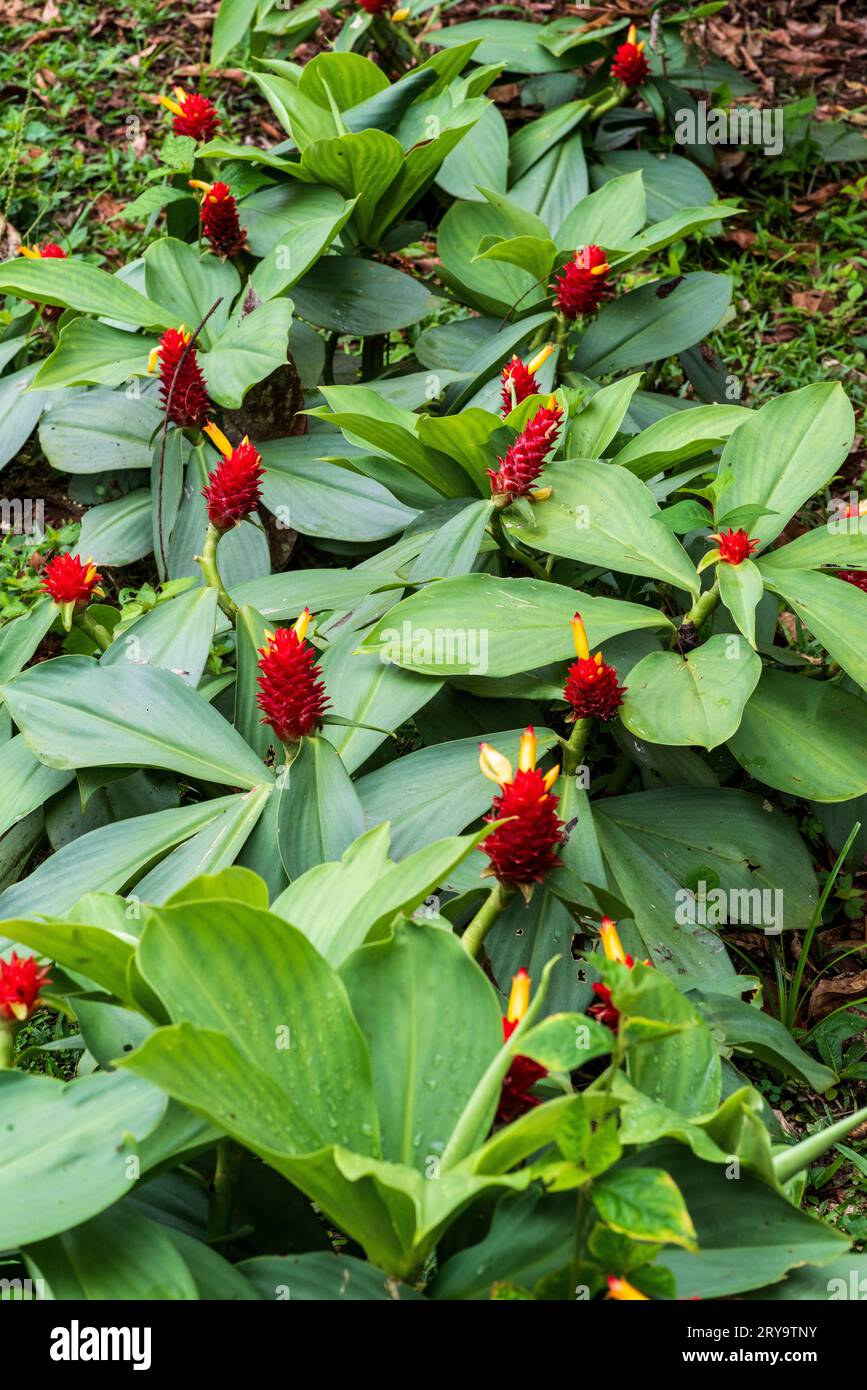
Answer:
[293, 607, 312, 642]
[479, 743, 513, 787]
[526, 343, 555, 375]
[392, 6, 410, 18]
[600, 916, 627, 964]
[158, 92, 184, 117]
[18, 245, 43, 259]
[608, 1276, 648, 1301]
[203, 421, 234, 458]
[518, 726, 538, 773]
[590, 260, 611, 277]
[571, 612, 591, 661]
[506, 968, 531, 1023]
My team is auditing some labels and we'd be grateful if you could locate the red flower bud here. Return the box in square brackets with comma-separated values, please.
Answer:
[159, 87, 220, 142]
[190, 180, 247, 257]
[479, 728, 565, 886]
[497, 969, 548, 1124]
[256, 610, 330, 745]
[837, 570, 867, 593]
[201, 422, 263, 531]
[587, 919, 651, 1032]
[0, 952, 52, 1024]
[553, 245, 611, 320]
[148, 326, 211, 429]
[564, 613, 626, 722]
[712, 528, 760, 565]
[40, 553, 103, 606]
[359, 0, 388, 11]
[611, 25, 650, 88]
[488, 399, 563, 500]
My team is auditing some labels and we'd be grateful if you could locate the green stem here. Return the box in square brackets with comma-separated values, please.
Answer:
[562, 718, 590, 778]
[462, 879, 513, 959]
[74, 610, 113, 652]
[0, 1026, 14, 1070]
[587, 84, 627, 125]
[207, 1139, 244, 1244]
[197, 522, 238, 622]
[490, 511, 549, 581]
[681, 576, 720, 633]
[554, 311, 571, 380]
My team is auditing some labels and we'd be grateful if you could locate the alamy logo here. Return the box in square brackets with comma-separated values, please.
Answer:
[674, 101, 783, 157]
[0, 1276, 46, 1300]
[377, 621, 488, 675]
[675, 881, 783, 935]
[50, 1321, 152, 1372]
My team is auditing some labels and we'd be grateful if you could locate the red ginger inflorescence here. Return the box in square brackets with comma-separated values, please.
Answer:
[256, 609, 330, 745]
[148, 326, 211, 429]
[497, 968, 548, 1125]
[0, 952, 52, 1024]
[712, 527, 760, 565]
[40, 553, 103, 606]
[158, 87, 220, 141]
[478, 727, 565, 887]
[359, 0, 389, 10]
[499, 344, 555, 417]
[17, 240, 67, 320]
[564, 612, 626, 722]
[201, 421, 263, 531]
[488, 398, 563, 500]
[588, 917, 651, 1033]
[836, 570, 867, 593]
[190, 180, 247, 257]
[553, 244, 611, 320]
[610, 24, 650, 88]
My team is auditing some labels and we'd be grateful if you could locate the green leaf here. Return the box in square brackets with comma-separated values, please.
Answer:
[610, 403, 749, 479]
[39, 389, 162, 473]
[718, 383, 856, 548]
[277, 735, 365, 879]
[143, 238, 238, 347]
[1, 657, 271, 788]
[592, 1166, 698, 1249]
[503, 461, 701, 597]
[619, 634, 761, 749]
[202, 299, 294, 410]
[239, 1252, 423, 1300]
[574, 273, 732, 377]
[727, 669, 867, 802]
[698, 994, 836, 1093]
[32, 320, 156, 389]
[249, 190, 357, 300]
[0, 258, 173, 329]
[359, 574, 672, 676]
[718, 557, 764, 647]
[564, 374, 642, 458]
[614, 962, 721, 1116]
[757, 565, 867, 690]
[555, 171, 646, 251]
[0, 1070, 166, 1248]
[340, 920, 502, 1169]
[76, 489, 152, 566]
[101, 587, 218, 688]
[0, 737, 72, 838]
[291, 257, 438, 334]
[25, 1203, 200, 1300]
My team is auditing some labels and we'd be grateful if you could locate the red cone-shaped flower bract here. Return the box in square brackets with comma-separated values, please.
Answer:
[166, 89, 220, 141]
[0, 952, 51, 1024]
[482, 768, 564, 884]
[202, 436, 263, 531]
[152, 328, 210, 429]
[714, 528, 760, 565]
[256, 616, 330, 745]
[565, 656, 626, 721]
[611, 27, 650, 88]
[496, 970, 548, 1124]
[40, 553, 102, 605]
[198, 182, 246, 257]
[488, 401, 563, 500]
[359, 0, 388, 11]
[837, 570, 867, 593]
[553, 245, 611, 320]
[500, 356, 539, 415]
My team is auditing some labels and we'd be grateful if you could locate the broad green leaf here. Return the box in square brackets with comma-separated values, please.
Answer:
[202, 299, 293, 410]
[359, 574, 672, 677]
[228, 568, 401, 621]
[508, 100, 590, 184]
[718, 558, 764, 647]
[591, 150, 717, 222]
[39, 388, 162, 472]
[301, 130, 403, 242]
[143, 238, 237, 347]
[574, 273, 732, 377]
[620, 635, 761, 749]
[438, 103, 508, 201]
[260, 442, 417, 541]
[1, 657, 271, 788]
[276, 735, 365, 878]
[249, 190, 357, 300]
[340, 920, 502, 1169]
[0, 258, 173, 329]
[32, 320, 156, 389]
[101, 586, 218, 688]
[0, 737, 73, 837]
[292, 257, 438, 335]
[592, 1166, 697, 1250]
[0, 364, 51, 469]
[611, 204, 738, 270]
[0, 796, 252, 922]
[0, 1070, 166, 1248]
[757, 565, 867, 690]
[26, 1204, 199, 1300]
[757, 520, 867, 572]
[133, 785, 271, 903]
[698, 994, 836, 1093]
[76, 489, 152, 566]
[555, 172, 646, 251]
[564, 374, 642, 458]
[4, 915, 137, 1004]
[610, 403, 749, 479]
[727, 669, 867, 802]
[718, 383, 856, 548]
[614, 963, 720, 1116]
[503, 461, 700, 597]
